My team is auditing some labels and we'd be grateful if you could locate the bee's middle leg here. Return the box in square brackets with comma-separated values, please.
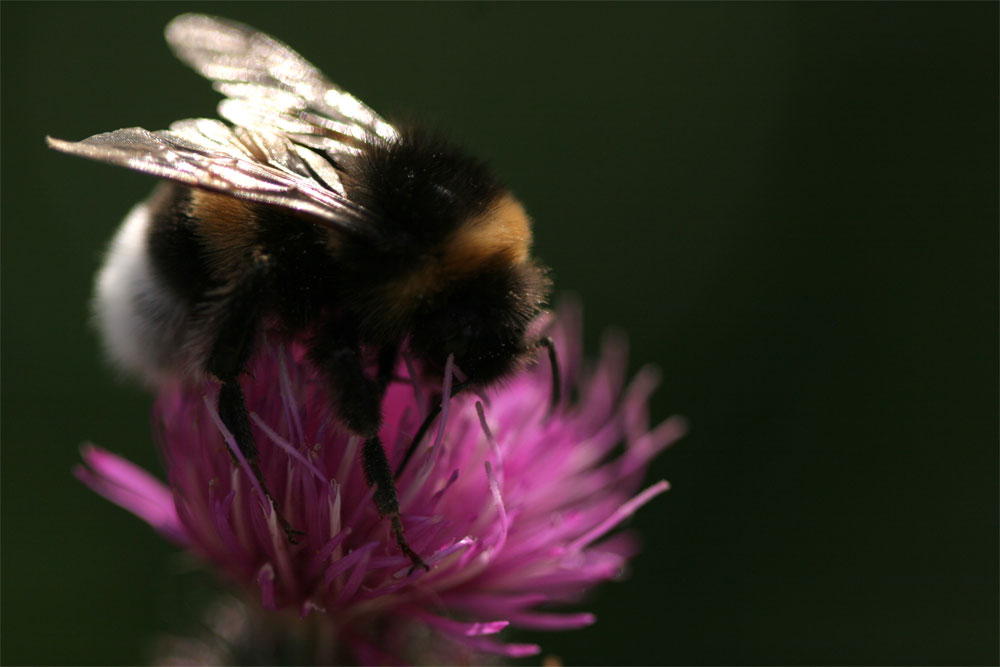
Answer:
[310, 333, 428, 571]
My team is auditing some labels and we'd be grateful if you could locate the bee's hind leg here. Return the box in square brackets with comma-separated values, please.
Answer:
[216, 380, 304, 543]
[206, 250, 303, 543]
[310, 330, 429, 572]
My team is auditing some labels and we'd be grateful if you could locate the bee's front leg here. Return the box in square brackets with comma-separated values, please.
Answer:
[533, 335, 561, 414]
[205, 250, 303, 543]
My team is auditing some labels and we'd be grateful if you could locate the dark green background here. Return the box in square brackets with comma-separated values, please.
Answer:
[2, 2, 996, 665]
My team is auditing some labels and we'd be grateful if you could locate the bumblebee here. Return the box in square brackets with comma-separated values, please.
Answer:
[48, 14, 555, 569]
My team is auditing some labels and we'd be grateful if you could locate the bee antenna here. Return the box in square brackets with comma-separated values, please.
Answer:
[394, 379, 470, 479]
[537, 336, 561, 415]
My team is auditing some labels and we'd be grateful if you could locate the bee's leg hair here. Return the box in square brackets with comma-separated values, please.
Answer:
[206, 250, 303, 543]
[309, 331, 428, 571]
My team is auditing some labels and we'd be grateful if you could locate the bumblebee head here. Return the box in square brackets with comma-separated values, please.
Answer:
[409, 261, 549, 385]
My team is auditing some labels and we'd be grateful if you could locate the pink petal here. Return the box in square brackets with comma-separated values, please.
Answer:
[459, 636, 541, 657]
[250, 412, 326, 483]
[75, 444, 186, 544]
[569, 480, 670, 552]
[257, 563, 276, 609]
[508, 611, 596, 630]
[484, 461, 508, 554]
[415, 611, 509, 637]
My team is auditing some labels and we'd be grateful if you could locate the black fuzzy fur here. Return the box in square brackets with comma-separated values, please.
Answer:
[345, 126, 507, 254]
[142, 128, 550, 561]
[146, 184, 214, 304]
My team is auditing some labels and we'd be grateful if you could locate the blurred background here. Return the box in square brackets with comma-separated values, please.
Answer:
[2, 3, 996, 665]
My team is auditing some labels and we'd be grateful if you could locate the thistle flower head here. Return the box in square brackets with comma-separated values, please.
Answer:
[77, 303, 684, 662]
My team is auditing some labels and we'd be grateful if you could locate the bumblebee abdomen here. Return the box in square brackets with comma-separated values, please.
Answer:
[96, 183, 334, 385]
[93, 188, 201, 384]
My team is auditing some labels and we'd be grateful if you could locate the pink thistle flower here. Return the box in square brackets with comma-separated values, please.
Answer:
[76, 303, 685, 663]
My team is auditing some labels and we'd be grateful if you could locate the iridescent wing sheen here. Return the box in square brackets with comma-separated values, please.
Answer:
[47, 119, 375, 235]
[164, 13, 398, 158]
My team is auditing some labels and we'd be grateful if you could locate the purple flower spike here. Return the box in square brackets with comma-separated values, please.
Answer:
[78, 302, 685, 663]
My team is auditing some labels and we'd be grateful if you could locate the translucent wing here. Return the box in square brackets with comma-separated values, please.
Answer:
[164, 13, 397, 158]
[47, 119, 375, 235]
